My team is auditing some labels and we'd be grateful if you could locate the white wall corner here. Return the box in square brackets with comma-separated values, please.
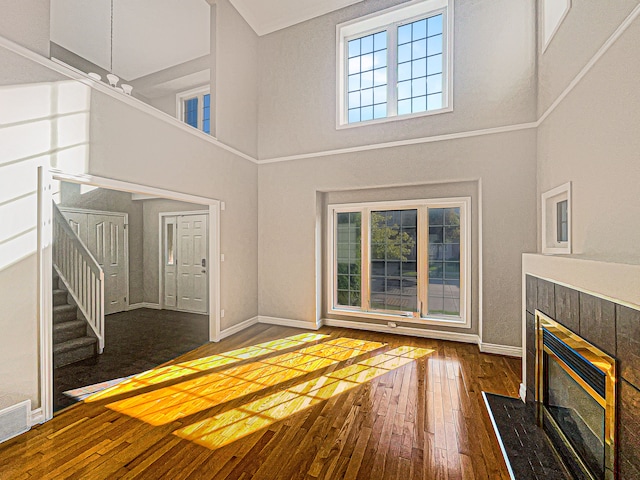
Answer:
[218, 316, 259, 340]
[479, 342, 523, 358]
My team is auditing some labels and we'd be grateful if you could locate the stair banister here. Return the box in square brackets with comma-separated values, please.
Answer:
[52, 202, 105, 353]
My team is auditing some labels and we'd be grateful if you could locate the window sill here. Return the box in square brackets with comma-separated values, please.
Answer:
[328, 306, 470, 329]
[336, 104, 453, 130]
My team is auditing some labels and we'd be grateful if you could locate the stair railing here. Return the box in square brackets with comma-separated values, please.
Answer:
[52, 202, 105, 353]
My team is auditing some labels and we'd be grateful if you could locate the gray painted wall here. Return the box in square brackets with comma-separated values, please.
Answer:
[537, 1, 640, 263]
[214, 0, 259, 158]
[0, 0, 50, 56]
[537, 0, 640, 116]
[257, 0, 536, 159]
[141, 199, 208, 305]
[258, 130, 538, 347]
[58, 183, 145, 305]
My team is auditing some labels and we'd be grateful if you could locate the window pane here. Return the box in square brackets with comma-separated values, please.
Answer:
[428, 14, 443, 36]
[397, 14, 444, 116]
[166, 224, 174, 265]
[370, 210, 418, 312]
[203, 94, 211, 134]
[428, 207, 460, 316]
[335, 212, 361, 307]
[347, 31, 387, 123]
[184, 97, 198, 128]
[557, 200, 568, 242]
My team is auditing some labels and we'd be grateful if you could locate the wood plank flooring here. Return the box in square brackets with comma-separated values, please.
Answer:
[0, 324, 522, 479]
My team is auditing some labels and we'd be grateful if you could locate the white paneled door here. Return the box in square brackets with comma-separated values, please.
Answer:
[163, 213, 208, 314]
[60, 208, 128, 315]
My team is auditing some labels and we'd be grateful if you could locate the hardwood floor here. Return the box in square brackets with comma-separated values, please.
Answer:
[0, 324, 521, 479]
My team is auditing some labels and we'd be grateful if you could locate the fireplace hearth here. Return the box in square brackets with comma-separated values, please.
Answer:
[536, 311, 616, 480]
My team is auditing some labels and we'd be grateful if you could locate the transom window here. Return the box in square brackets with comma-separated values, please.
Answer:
[176, 86, 211, 134]
[328, 197, 471, 327]
[337, 0, 452, 127]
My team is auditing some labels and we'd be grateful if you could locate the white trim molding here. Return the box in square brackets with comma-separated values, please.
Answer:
[30, 408, 45, 426]
[323, 318, 479, 344]
[258, 316, 323, 330]
[479, 342, 523, 358]
[127, 303, 162, 311]
[519, 383, 527, 402]
[219, 316, 259, 341]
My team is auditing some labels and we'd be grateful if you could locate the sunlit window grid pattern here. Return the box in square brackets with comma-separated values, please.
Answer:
[370, 209, 418, 312]
[203, 94, 211, 134]
[336, 212, 362, 307]
[397, 14, 444, 115]
[184, 97, 199, 128]
[347, 31, 388, 124]
[428, 207, 460, 316]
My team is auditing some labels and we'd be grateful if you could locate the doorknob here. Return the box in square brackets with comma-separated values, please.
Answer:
[201, 269, 206, 273]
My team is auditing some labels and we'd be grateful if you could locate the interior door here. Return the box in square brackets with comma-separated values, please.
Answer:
[176, 214, 208, 314]
[86, 213, 128, 315]
[60, 209, 129, 315]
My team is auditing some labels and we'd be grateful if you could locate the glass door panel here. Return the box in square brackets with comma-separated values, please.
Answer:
[370, 209, 418, 312]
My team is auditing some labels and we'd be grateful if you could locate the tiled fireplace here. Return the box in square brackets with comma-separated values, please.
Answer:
[523, 254, 640, 480]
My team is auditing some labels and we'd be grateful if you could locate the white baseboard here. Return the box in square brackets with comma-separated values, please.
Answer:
[218, 316, 259, 340]
[519, 383, 527, 402]
[30, 408, 44, 426]
[479, 342, 523, 358]
[127, 302, 161, 311]
[258, 316, 322, 330]
[323, 318, 479, 344]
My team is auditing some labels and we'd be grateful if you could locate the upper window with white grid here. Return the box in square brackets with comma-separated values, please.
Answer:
[337, 0, 452, 127]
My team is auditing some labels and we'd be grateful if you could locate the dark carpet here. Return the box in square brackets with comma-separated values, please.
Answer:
[483, 392, 570, 480]
[54, 308, 209, 412]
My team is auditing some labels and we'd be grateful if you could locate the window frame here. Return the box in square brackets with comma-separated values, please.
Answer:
[176, 85, 211, 134]
[541, 182, 571, 254]
[327, 197, 471, 328]
[336, 0, 454, 129]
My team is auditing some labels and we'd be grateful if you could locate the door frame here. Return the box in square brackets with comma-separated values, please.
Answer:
[58, 207, 130, 313]
[38, 168, 222, 423]
[159, 210, 210, 314]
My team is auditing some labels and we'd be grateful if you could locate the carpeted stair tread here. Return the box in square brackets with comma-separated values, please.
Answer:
[53, 289, 68, 306]
[53, 320, 87, 344]
[54, 336, 97, 354]
[53, 304, 77, 323]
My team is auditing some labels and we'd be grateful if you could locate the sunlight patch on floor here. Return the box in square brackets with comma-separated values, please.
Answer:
[103, 336, 386, 426]
[87, 332, 330, 402]
[173, 346, 433, 450]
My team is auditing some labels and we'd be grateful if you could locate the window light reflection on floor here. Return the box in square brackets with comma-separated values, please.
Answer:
[87, 332, 331, 402]
[103, 337, 386, 426]
[173, 346, 433, 450]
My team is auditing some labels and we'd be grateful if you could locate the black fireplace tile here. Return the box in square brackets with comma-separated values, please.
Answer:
[526, 312, 536, 357]
[554, 284, 580, 333]
[617, 304, 640, 390]
[578, 292, 616, 356]
[537, 278, 555, 318]
[620, 380, 640, 479]
[526, 274, 538, 314]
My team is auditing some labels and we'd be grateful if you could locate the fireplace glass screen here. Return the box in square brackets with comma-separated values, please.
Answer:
[546, 355, 605, 479]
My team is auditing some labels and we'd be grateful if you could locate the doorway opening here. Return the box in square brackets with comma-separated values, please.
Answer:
[39, 169, 221, 419]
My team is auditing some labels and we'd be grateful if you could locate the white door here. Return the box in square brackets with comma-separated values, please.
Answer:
[163, 213, 208, 314]
[88, 213, 127, 315]
[60, 209, 128, 315]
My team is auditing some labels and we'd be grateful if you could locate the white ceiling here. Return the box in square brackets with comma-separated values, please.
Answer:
[229, 0, 366, 36]
[50, 0, 210, 81]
